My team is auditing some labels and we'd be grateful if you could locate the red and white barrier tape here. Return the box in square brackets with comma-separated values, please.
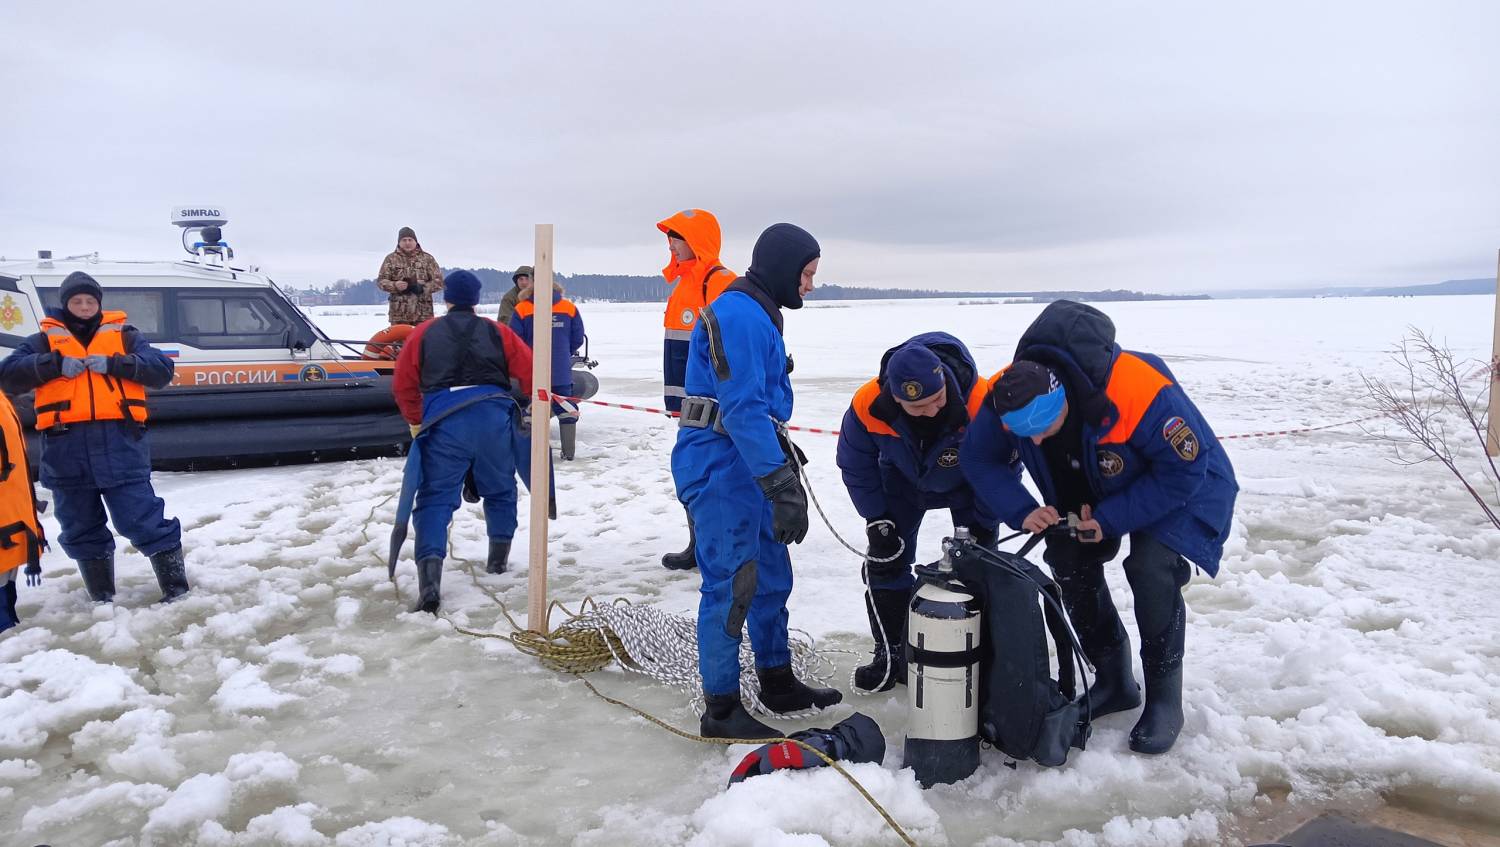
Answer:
[537, 389, 1381, 443]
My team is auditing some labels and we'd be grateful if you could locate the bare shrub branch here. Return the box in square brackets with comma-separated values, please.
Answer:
[1360, 328, 1499, 531]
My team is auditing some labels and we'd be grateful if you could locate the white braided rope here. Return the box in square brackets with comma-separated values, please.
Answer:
[568, 602, 839, 717]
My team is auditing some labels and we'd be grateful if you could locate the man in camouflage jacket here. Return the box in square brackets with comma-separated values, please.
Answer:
[377, 226, 445, 325]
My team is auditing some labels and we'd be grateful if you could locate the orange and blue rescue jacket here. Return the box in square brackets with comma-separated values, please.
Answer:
[837, 332, 1004, 520]
[510, 289, 585, 389]
[962, 344, 1238, 575]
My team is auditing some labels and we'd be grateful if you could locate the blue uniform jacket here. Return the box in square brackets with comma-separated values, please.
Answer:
[509, 291, 585, 389]
[961, 347, 1238, 575]
[674, 289, 792, 485]
[836, 332, 1000, 520]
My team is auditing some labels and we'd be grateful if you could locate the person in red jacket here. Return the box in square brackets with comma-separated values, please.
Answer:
[392, 270, 533, 613]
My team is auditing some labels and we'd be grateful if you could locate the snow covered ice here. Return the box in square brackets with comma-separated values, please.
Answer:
[3, 295, 1498, 846]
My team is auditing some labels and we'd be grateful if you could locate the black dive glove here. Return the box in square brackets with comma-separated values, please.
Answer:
[407, 281, 426, 296]
[756, 463, 809, 545]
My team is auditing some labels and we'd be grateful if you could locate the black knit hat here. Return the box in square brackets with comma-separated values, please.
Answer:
[988, 360, 1058, 414]
[59, 271, 103, 306]
[398, 226, 417, 242]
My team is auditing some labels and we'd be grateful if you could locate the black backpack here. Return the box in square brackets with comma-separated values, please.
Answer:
[951, 540, 1092, 767]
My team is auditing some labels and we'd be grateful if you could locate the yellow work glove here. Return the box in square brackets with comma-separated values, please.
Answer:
[409, 423, 421, 438]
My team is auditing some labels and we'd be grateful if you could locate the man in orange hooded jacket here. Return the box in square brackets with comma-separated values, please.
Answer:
[657, 209, 736, 571]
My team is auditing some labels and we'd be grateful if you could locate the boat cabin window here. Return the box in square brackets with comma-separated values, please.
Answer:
[177, 295, 289, 349]
[36, 288, 167, 342]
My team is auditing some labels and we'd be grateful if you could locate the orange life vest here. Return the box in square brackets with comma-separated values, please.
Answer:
[33, 311, 149, 430]
[0, 392, 44, 575]
[851, 377, 988, 438]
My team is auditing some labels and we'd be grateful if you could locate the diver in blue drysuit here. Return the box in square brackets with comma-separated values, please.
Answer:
[671, 223, 843, 740]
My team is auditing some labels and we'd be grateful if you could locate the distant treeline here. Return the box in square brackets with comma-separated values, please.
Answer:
[290, 271, 1211, 305]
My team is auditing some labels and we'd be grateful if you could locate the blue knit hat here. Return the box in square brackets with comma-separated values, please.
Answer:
[885, 343, 946, 402]
[443, 269, 481, 307]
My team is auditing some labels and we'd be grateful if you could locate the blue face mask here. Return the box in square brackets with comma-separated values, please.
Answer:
[1001, 386, 1066, 437]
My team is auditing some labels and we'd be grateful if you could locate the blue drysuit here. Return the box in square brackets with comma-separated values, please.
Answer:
[671, 289, 795, 695]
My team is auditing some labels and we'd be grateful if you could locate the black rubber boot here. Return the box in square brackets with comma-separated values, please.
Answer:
[1123, 534, 1191, 754]
[1084, 638, 1142, 718]
[756, 664, 843, 714]
[77, 556, 116, 603]
[412, 556, 443, 614]
[148, 547, 189, 603]
[661, 506, 697, 571]
[1130, 668, 1184, 754]
[853, 588, 909, 692]
[462, 468, 480, 504]
[700, 692, 780, 741]
[559, 422, 576, 461]
[486, 540, 511, 575]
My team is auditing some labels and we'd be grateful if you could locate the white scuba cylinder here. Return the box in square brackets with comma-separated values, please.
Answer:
[903, 529, 982, 787]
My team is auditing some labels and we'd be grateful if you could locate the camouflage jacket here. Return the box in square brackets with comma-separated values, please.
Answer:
[376, 249, 445, 325]
[497, 286, 522, 324]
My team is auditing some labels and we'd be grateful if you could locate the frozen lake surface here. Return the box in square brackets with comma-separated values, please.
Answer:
[4, 295, 1499, 846]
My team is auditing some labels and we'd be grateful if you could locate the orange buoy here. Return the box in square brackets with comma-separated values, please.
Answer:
[363, 324, 414, 360]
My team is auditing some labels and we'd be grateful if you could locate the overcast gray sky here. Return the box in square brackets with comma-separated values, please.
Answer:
[2, 1, 1497, 292]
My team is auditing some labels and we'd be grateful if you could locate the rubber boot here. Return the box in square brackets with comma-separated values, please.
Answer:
[1129, 668, 1184, 754]
[1084, 638, 1142, 718]
[1122, 534, 1189, 754]
[77, 556, 116, 603]
[486, 540, 510, 575]
[700, 692, 780, 741]
[854, 588, 909, 692]
[462, 468, 480, 504]
[756, 664, 843, 714]
[412, 556, 443, 614]
[661, 506, 697, 571]
[559, 422, 576, 461]
[148, 547, 189, 603]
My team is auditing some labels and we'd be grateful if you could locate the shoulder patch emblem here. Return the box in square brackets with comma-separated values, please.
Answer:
[1098, 449, 1125, 477]
[1166, 423, 1199, 461]
[681, 308, 695, 326]
[938, 447, 960, 468]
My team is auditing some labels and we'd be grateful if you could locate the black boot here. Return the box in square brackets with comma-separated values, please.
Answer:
[1084, 638, 1142, 718]
[486, 540, 511, 575]
[701, 692, 780, 741]
[854, 588, 909, 692]
[148, 547, 189, 603]
[1130, 668, 1184, 754]
[412, 556, 443, 614]
[559, 422, 576, 461]
[756, 664, 843, 714]
[77, 556, 116, 603]
[1122, 534, 1190, 754]
[661, 507, 697, 571]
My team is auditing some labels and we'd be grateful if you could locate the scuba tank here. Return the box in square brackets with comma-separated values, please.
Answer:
[903, 526, 983, 788]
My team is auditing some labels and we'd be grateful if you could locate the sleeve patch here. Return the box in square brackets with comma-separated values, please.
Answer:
[1164, 418, 1200, 461]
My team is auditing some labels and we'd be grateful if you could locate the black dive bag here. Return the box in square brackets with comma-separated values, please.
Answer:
[950, 540, 1093, 767]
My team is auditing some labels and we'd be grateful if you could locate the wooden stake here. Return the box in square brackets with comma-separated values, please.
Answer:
[1488, 249, 1499, 457]
[528, 224, 555, 631]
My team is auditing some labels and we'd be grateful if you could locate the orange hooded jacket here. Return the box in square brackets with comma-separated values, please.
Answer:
[657, 209, 737, 341]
